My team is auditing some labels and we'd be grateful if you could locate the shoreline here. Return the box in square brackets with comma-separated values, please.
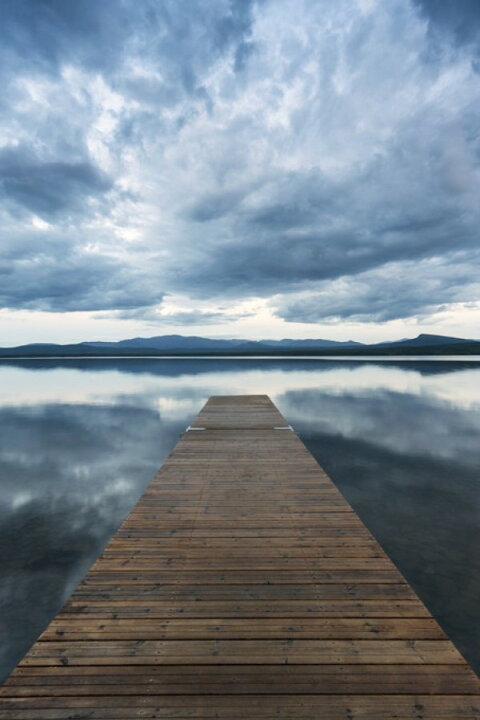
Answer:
[1, 354, 480, 362]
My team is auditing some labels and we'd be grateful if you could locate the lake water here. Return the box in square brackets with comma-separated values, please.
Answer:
[0, 357, 479, 680]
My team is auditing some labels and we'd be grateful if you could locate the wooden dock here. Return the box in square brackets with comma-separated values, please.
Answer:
[1, 395, 479, 718]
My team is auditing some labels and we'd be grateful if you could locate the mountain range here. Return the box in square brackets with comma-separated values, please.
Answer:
[0, 333, 479, 357]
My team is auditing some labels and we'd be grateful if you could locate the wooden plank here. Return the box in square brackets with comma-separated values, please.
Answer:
[116, 527, 374, 537]
[3, 665, 478, 695]
[40, 617, 446, 640]
[81, 570, 405, 584]
[19, 639, 465, 666]
[90, 558, 394, 569]
[61, 598, 431, 618]
[0, 696, 479, 719]
[100, 546, 388, 558]
[69, 583, 417, 600]
[105, 536, 384, 548]
[1, 395, 478, 719]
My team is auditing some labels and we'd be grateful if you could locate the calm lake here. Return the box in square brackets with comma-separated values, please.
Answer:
[0, 357, 479, 680]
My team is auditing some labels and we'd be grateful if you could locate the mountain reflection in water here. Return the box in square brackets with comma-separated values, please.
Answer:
[0, 358, 479, 680]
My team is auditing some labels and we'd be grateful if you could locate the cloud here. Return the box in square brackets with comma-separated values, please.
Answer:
[0, 0, 131, 74]
[0, 0, 479, 327]
[0, 225, 165, 312]
[280, 384, 480, 466]
[152, 0, 480, 312]
[105, 308, 236, 325]
[0, 145, 112, 217]
[413, 0, 480, 56]
[0, 0, 257, 84]
[274, 253, 480, 323]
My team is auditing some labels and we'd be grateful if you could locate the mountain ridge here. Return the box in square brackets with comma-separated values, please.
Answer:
[0, 333, 479, 357]
[82, 334, 362, 351]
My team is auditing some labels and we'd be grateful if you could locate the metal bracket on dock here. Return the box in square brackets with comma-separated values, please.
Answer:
[184, 424, 294, 432]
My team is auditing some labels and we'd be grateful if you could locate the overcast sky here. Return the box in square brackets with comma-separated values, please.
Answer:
[0, 0, 479, 344]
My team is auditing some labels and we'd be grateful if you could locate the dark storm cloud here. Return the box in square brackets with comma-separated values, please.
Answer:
[0, 146, 112, 217]
[275, 252, 480, 324]
[0, 0, 257, 83]
[185, 189, 247, 223]
[0, 0, 131, 74]
[0, 229, 165, 312]
[172, 148, 478, 300]
[414, 0, 480, 54]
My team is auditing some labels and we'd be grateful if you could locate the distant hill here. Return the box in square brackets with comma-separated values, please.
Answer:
[84, 335, 246, 351]
[375, 333, 469, 348]
[83, 334, 362, 352]
[0, 333, 479, 358]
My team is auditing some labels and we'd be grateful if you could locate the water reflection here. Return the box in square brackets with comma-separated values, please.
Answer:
[0, 358, 479, 680]
[278, 388, 480, 672]
[0, 401, 184, 679]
